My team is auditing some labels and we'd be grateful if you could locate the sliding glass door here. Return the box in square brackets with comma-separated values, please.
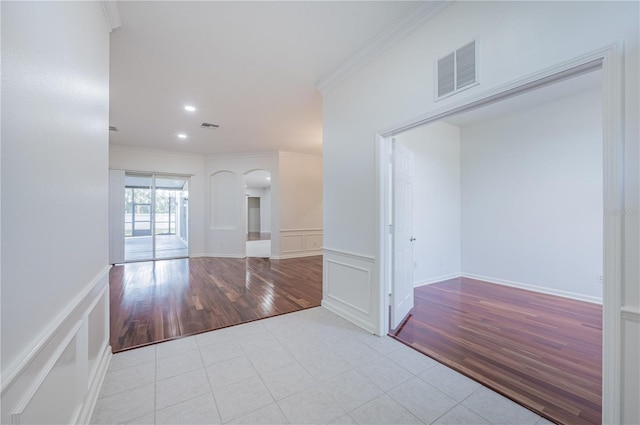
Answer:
[124, 173, 189, 262]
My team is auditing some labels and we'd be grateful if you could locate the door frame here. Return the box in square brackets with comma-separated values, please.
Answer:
[122, 171, 192, 262]
[376, 43, 623, 424]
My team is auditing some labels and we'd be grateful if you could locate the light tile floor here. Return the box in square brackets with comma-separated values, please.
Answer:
[91, 307, 554, 425]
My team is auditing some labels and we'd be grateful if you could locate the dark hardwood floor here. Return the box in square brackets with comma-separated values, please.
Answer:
[109, 256, 322, 352]
[390, 277, 602, 425]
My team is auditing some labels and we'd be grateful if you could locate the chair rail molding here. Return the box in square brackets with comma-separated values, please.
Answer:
[1, 267, 112, 425]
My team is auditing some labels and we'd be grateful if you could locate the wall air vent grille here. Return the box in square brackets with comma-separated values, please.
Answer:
[109, 126, 118, 132]
[437, 40, 478, 99]
[201, 122, 220, 129]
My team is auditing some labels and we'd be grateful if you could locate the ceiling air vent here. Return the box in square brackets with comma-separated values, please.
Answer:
[201, 122, 219, 130]
[437, 40, 477, 99]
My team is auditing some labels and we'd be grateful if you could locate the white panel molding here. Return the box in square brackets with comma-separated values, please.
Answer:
[322, 248, 378, 335]
[621, 306, 640, 322]
[10, 321, 83, 425]
[1, 267, 110, 389]
[322, 247, 375, 262]
[414, 273, 461, 288]
[100, 1, 121, 32]
[461, 273, 603, 304]
[275, 229, 323, 259]
[1, 267, 111, 425]
[77, 345, 111, 424]
[281, 234, 304, 253]
[325, 259, 371, 315]
[316, 0, 452, 95]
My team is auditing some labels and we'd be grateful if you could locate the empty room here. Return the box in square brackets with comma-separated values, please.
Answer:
[389, 69, 603, 424]
[1, 1, 638, 425]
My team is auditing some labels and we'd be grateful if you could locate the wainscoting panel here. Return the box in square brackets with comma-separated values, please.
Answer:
[322, 248, 378, 334]
[276, 229, 323, 259]
[281, 234, 304, 253]
[1, 267, 112, 425]
[621, 307, 640, 425]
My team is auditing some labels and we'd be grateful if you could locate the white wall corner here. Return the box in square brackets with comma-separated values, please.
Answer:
[100, 1, 122, 32]
[316, 0, 453, 95]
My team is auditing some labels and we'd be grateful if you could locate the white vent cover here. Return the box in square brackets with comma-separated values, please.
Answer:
[437, 40, 477, 99]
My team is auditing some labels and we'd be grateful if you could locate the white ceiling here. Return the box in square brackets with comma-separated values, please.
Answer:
[109, 1, 423, 156]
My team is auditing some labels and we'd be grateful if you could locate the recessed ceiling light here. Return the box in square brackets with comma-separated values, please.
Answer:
[177, 133, 187, 139]
[184, 105, 196, 112]
[266, 177, 271, 180]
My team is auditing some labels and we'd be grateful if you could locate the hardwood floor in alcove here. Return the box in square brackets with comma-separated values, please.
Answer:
[109, 256, 322, 352]
[390, 277, 602, 425]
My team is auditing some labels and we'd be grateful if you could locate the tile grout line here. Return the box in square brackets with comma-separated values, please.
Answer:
[195, 334, 223, 424]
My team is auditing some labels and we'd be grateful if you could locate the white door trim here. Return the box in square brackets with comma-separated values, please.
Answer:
[376, 43, 624, 424]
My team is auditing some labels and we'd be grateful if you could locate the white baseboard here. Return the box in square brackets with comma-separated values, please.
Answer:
[461, 272, 603, 304]
[414, 272, 461, 288]
[271, 250, 323, 260]
[77, 345, 112, 424]
[201, 253, 246, 259]
[321, 299, 376, 335]
[0, 267, 111, 425]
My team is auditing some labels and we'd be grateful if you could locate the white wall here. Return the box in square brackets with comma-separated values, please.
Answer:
[109, 146, 205, 256]
[262, 187, 272, 233]
[461, 88, 603, 302]
[246, 187, 271, 234]
[1, 2, 111, 423]
[321, 1, 638, 421]
[205, 153, 280, 257]
[396, 122, 461, 286]
[278, 152, 323, 258]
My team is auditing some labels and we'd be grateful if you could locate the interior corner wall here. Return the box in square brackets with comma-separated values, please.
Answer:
[396, 122, 461, 286]
[205, 153, 280, 257]
[278, 152, 323, 258]
[460, 88, 603, 302]
[108, 146, 206, 257]
[1, 1, 111, 423]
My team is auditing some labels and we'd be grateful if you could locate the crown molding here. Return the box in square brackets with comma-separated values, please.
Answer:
[316, 0, 452, 96]
[100, 0, 122, 33]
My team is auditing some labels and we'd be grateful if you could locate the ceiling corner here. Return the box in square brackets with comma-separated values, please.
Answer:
[101, 0, 122, 33]
[316, 0, 454, 96]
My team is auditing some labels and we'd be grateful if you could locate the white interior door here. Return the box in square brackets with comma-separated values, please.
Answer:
[391, 139, 415, 330]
